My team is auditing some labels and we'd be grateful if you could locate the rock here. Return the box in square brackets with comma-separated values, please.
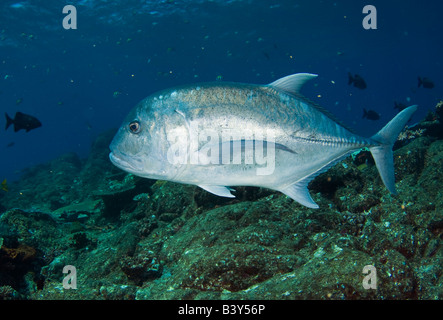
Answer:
[52, 199, 102, 221]
[1, 107, 443, 300]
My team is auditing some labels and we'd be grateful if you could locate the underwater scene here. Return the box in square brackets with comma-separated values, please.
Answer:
[0, 0, 442, 302]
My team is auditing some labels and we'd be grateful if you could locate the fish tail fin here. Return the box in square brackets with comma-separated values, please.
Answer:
[363, 108, 367, 118]
[418, 77, 422, 88]
[348, 72, 353, 85]
[369, 105, 418, 194]
[5, 113, 13, 131]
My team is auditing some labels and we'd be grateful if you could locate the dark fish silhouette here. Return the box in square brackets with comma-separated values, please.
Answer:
[5, 112, 42, 132]
[418, 77, 434, 89]
[394, 101, 408, 111]
[348, 72, 367, 89]
[363, 108, 380, 121]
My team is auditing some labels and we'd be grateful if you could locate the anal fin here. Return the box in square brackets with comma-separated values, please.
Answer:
[279, 182, 319, 209]
[198, 185, 235, 198]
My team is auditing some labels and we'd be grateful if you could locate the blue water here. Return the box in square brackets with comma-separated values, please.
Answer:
[1, 0, 442, 182]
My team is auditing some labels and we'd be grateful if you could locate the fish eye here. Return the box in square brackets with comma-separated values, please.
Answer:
[128, 120, 141, 134]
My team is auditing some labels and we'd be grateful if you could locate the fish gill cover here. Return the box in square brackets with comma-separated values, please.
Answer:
[0, 0, 442, 302]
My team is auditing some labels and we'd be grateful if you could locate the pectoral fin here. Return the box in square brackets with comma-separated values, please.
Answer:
[198, 185, 235, 198]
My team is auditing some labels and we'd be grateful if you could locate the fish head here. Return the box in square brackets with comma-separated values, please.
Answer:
[109, 99, 175, 180]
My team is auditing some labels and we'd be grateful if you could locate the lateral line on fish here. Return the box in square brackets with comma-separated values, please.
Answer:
[292, 136, 372, 148]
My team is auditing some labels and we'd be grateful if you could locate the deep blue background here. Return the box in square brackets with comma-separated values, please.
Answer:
[1, 0, 442, 182]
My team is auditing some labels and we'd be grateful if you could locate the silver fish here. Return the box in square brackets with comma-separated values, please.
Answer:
[109, 73, 417, 208]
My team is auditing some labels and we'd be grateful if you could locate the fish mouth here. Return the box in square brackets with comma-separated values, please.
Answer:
[109, 151, 144, 173]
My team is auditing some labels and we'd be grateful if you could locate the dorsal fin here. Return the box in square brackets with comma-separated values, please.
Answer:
[268, 73, 318, 95]
[268, 73, 357, 134]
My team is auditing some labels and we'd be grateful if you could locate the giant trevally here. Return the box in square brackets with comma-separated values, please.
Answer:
[109, 73, 417, 208]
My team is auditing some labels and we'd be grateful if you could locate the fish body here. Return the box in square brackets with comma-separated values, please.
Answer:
[418, 77, 434, 89]
[348, 72, 367, 89]
[5, 112, 42, 132]
[109, 73, 417, 208]
[363, 108, 380, 120]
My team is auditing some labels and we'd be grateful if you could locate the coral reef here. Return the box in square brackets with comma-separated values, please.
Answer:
[0, 101, 442, 300]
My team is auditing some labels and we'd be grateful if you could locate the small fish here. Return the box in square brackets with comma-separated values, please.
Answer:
[418, 77, 434, 89]
[6, 142, 15, 148]
[1, 179, 8, 192]
[394, 101, 408, 111]
[5, 112, 42, 132]
[348, 72, 367, 90]
[363, 108, 380, 121]
[109, 72, 417, 208]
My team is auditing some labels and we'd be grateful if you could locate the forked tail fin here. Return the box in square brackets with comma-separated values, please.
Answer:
[5, 113, 13, 131]
[348, 72, 354, 85]
[369, 105, 418, 194]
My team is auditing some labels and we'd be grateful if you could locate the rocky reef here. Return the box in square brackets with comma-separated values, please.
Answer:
[0, 102, 442, 300]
